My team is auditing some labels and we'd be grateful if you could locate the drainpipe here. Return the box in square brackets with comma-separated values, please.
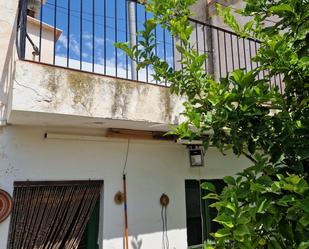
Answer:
[205, 1, 215, 76]
[205, 0, 215, 76]
[128, 0, 137, 80]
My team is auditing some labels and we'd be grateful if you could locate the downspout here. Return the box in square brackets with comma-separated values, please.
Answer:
[205, 0, 215, 76]
[128, 0, 137, 80]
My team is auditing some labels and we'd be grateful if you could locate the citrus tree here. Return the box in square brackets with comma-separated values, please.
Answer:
[116, 0, 309, 248]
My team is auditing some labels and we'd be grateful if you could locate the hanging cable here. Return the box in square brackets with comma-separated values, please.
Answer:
[161, 205, 170, 249]
[122, 139, 130, 175]
[164, 206, 169, 249]
[161, 205, 166, 249]
[160, 194, 170, 249]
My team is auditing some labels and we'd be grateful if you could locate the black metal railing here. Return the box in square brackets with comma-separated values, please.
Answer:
[17, 0, 283, 92]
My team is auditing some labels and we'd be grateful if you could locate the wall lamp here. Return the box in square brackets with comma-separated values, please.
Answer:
[188, 145, 204, 167]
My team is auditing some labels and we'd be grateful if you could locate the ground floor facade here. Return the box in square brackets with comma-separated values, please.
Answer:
[0, 125, 250, 249]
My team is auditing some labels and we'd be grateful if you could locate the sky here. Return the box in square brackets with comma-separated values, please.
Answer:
[39, 0, 174, 81]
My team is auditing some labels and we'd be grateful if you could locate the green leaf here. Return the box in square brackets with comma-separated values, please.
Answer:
[214, 214, 234, 228]
[303, 197, 309, 213]
[279, 220, 294, 242]
[298, 241, 309, 249]
[237, 214, 251, 224]
[299, 214, 309, 227]
[257, 198, 271, 213]
[201, 182, 216, 192]
[248, 138, 256, 155]
[213, 228, 231, 238]
[223, 176, 236, 185]
[277, 195, 297, 206]
[203, 193, 219, 200]
[250, 182, 266, 192]
[267, 240, 283, 249]
[233, 224, 250, 237]
[176, 45, 185, 54]
[298, 149, 309, 160]
[210, 201, 236, 213]
[269, 4, 294, 13]
[203, 139, 210, 150]
[114, 42, 134, 59]
[205, 245, 215, 249]
[257, 175, 273, 186]
[261, 214, 274, 231]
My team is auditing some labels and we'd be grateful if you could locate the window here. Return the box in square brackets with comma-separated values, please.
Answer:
[185, 179, 226, 248]
[78, 199, 100, 249]
[7, 180, 102, 249]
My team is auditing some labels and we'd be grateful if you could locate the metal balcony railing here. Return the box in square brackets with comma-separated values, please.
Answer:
[16, 0, 283, 92]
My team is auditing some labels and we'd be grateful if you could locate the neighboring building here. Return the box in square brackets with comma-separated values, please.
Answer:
[0, 1, 280, 249]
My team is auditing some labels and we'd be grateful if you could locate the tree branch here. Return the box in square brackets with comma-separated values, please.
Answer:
[242, 151, 257, 163]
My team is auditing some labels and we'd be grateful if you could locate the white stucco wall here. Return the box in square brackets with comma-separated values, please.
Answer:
[0, 0, 19, 125]
[25, 16, 62, 64]
[0, 125, 251, 249]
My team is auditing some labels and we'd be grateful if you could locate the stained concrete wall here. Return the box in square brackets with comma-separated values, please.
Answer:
[0, 125, 251, 249]
[10, 60, 185, 129]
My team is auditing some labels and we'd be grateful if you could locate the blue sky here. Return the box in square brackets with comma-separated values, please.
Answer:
[40, 0, 174, 77]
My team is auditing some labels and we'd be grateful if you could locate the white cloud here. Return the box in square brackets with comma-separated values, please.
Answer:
[69, 34, 80, 56]
[57, 34, 68, 50]
[83, 33, 93, 40]
[54, 56, 159, 84]
[56, 34, 80, 57]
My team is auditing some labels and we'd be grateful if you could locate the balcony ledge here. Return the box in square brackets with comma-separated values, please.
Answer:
[8, 60, 185, 131]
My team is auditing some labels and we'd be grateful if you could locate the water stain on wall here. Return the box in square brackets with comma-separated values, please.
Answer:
[111, 79, 134, 118]
[67, 72, 95, 113]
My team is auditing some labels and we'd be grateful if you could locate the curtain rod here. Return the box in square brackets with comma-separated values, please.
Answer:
[14, 180, 104, 187]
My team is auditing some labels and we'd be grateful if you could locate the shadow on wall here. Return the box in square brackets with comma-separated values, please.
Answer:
[0, 13, 17, 125]
[131, 235, 143, 249]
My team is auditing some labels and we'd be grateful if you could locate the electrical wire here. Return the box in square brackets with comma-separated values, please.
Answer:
[45, 1, 135, 22]
[164, 207, 169, 249]
[161, 206, 165, 249]
[42, 2, 213, 52]
[122, 139, 130, 175]
[161, 205, 169, 249]
[43, 4, 175, 47]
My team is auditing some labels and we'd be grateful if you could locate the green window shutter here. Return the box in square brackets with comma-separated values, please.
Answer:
[202, 180, 226, 242]
[185, 179, 226, 248]
[86, 199, 100, 249]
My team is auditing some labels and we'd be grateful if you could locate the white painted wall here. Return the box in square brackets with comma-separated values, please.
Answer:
[0, 125, 251, 249]
[0, 0, 19, 125]
[25, 16, 62, 64]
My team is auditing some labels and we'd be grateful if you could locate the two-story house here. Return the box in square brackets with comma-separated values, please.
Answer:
[0, 1, 283, 248]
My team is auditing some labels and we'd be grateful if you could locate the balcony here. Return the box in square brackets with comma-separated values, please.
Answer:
[10, 0, 283, 130]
